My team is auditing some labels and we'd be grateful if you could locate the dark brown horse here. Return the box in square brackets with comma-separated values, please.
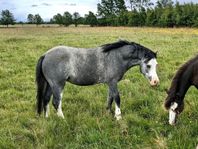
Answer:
[164, 54, 198, 125]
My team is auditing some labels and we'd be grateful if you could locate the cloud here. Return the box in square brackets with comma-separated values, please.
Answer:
[0, 0, 98, 21]
[42, 3, 51, 6]
[31, 4, 38, 7]
[70, 3, 76, 6]
[63, 3, 76, 6]
[1, 1, 8, 5]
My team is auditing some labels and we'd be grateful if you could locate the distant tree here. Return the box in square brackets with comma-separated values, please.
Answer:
[97, 17, 108, 26]
[96, 0, 198, 27]
[97, 0, 116, 25]
[78, 17, 85, 24]
[53, 13, 63, 26]
[193, 18, 198, 27]
[85, 11, 98, 27]
[0, 9, 15, 27]
[127, 0, 153, 11]
[127, 0, 136, 11]
[138, 6, 147, 26]
[159, 7, 175, 27]
[174, 1, 182, 27]
[97, 0, 115, 17]
[50, 18, 55, 24]
[128, 9, 140, 26]
[73, 12, 80, 27]
[34, 14, 43, 26]
[156, 0, 173, 8]
[18, 21, 24, 27]
[62, 11, 72, 26]
[117, 11, 129, 26]
[146, 9, 157, 26]
[27, 14, 34, 24]
[114, 0, 127, 14]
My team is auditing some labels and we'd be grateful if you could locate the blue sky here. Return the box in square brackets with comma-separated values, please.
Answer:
[0, 0, 197, 22]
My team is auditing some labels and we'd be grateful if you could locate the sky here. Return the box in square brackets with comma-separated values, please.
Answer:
[0, 0, 197, 22]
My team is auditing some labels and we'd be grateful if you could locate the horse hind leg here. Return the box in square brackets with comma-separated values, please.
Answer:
[108, 83, 122, 120]
[43, 84, 52, 118]
[51, 83, 65, 118]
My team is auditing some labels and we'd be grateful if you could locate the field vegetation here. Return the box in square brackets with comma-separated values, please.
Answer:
[0, 26, 198, 148]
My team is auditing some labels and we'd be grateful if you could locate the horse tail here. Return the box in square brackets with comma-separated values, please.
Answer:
[36, 55, 47, 115]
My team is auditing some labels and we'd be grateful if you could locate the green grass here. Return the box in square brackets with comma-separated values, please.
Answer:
[0, 26, 198, 148]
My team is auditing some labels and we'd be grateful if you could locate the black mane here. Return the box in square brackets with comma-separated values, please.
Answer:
[102, 40, 156, 59]
[102, 40, 132, 52]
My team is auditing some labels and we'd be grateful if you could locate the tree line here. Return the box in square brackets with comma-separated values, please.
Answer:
[97, 0, 198, 27]
[0, 0, 198, 27]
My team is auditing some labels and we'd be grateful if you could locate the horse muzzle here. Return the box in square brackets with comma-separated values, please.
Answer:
[149, 78, 159, 86]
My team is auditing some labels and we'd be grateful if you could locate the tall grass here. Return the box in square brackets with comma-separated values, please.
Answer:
[0, 26, 198, 148]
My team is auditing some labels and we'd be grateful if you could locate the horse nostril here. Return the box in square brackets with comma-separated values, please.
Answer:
[154, 80, 157, 84]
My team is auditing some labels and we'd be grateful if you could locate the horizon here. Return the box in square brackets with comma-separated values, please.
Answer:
[0, 0, 197, 22]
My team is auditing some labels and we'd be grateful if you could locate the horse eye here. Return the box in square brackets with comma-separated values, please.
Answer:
[147, 65, 151, 69]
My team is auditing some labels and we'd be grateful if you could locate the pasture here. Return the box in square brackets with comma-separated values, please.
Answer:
[0, 26, 198, 148]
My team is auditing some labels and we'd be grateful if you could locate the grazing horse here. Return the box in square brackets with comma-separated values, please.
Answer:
[36, 40, 159, 120]
[165, 54, 198, 125]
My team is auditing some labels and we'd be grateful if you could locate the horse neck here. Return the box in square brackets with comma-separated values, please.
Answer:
[174, 68, 192, 104]
[177, 75, 191, 100]
[127, 58, 142, 68]
[127, 47, 148, 68]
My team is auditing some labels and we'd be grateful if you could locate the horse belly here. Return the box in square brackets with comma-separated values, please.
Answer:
[67, 50, 105, 85]
[68, 68, 99, 85]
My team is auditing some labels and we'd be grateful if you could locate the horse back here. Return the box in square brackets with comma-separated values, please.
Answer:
[42, 46, 104, 86]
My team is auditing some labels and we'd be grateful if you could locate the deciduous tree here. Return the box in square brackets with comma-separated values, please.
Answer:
[34, 14, 43, 26]
[85, 11, 98, 27]
[63, 11, 72, 26]
[73, 12, 80, 27]
[0, 10, 15, 27]
[27, 14, 34, 24]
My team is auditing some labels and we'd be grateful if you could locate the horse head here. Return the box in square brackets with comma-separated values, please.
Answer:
[165, 93, 184, 125]
[140, 57, 160, 86]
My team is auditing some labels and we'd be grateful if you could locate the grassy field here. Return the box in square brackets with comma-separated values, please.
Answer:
[0, 26, 198, 148]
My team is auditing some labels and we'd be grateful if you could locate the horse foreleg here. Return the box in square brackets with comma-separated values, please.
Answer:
[106, 90, 113, 113]
[56, 95, 64, 118]
[114, 94, 122, 120]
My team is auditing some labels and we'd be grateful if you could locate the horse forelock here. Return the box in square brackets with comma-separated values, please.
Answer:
[142, 46, 157, 60]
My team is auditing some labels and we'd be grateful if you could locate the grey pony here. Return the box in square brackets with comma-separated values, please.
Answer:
[36, 40, 159, 119]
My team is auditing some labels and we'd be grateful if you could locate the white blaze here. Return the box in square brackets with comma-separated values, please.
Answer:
[147, 58, 159, 83]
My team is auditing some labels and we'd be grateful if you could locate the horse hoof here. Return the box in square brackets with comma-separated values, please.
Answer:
[115, 115, 122, 120]
[57, 112, 65, 119]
